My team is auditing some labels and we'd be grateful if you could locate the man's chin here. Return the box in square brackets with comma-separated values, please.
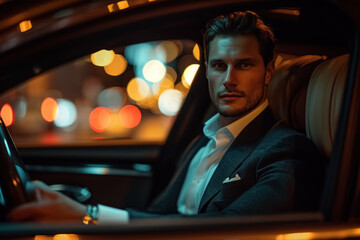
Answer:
[217, 97, 264, 118]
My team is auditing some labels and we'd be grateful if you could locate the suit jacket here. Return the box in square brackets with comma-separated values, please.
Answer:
[127, 108, 325, 218]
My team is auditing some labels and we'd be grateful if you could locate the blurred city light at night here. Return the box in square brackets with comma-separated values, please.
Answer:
[119, 105, 142, 128]
[2, 39, 198, 144]
[182, 64, 200, 88]
[104, 54, 127, 76]
[166, 66, 177, 82]
[54, 99, 77, 128]
[193, 44, 200, 61]
[158, 89, 184, 116]
[143, 60, 166, 83]
[41, 97, 58, 122]
[156, 41, 179, 63]
[98, 87, 125, 110]
[91, 50, 115, 66]
[125, 43, 153, 66]
[151, 77, 174, 97]
[1, 104, 15, 126]
[127, 78, 151, 101]
[15, 97, 27, 119]
[89, 107, 112, 133]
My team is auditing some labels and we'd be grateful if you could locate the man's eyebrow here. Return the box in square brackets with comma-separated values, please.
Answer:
[209, 58, 224, 63]
[209, 57, 259, 63]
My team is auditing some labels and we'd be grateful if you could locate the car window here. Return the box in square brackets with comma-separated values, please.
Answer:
[0, 39, 200, 147]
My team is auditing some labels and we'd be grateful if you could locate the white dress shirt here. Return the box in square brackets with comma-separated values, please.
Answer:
[96, 100, 269, 223]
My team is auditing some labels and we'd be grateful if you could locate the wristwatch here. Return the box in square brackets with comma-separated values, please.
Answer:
[83, 204, 98, 225]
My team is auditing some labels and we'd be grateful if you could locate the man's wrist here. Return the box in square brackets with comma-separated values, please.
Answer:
[97, 204, 129, 224]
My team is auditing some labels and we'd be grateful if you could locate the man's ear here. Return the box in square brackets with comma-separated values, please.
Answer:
[265, 60, 275, 85]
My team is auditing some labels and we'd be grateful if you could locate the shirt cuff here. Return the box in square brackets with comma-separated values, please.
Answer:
[97, 204, 129, 224]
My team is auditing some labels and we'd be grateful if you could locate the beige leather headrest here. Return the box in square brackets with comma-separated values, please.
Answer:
[268, 55, 325, 130]
[306, 54, 349, 157]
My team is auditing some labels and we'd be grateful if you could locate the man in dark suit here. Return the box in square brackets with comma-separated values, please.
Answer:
[9, 11, 324, 223]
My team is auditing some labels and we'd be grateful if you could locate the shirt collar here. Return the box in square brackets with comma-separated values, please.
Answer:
[204, 100, 269, 140]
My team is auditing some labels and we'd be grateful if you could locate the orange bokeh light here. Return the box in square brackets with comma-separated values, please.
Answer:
[41, 97, 58, 122]
[119, 105, 141, 128]
[19, 20, 32, 32]
[0, 104, 15, 126]
[89, 107, 112, 133]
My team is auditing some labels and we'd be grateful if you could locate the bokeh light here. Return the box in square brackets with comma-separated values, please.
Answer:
[41, 97, 58, 122]
[143, 60, 166, 83]
[107, 3, 117, 12]
[125, 43, 153, 66]
[158, 89, 184, 116]
[166, 66, 177, 82]
[54, 99, 77, 128]
[151, 77, 174, 96]
[136, 97, 157, 110]
[156, 41, 179, 63]
[193, 44, 200, 61]
[89, 107, 111, 133]
[15, 97, 27, 119]
[53, 234, 80, 240]
[91, 50, 115, 67]
[127, 78, 151, 102]
[35, 235, 54, 240]
[1, 39, 199, 144]
[119, 105, 142, 128]
[19, 20, 32, 32]
[106, 112, 129, 134]
[104, 54, 127, 76]
[1, 104, 15, 126]
[182, 64, 200, 88]
[117, 0, 129, 10]
[98, 87, 125, 111]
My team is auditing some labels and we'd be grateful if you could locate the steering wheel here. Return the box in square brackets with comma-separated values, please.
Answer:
[0, 117, 29, 221]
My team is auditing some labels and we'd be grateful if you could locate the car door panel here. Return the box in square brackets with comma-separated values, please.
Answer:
[19, 144, 160, 209]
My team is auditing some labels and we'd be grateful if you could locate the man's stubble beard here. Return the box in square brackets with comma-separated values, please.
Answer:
[218, 86, 265, 118]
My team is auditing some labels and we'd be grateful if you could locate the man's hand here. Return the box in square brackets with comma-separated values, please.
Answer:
[8, 181, 87, 223]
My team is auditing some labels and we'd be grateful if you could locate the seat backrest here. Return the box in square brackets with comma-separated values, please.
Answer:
[268, 54, 349, 158]
[268, 55, 325, 131]
[305, 54, 349, 157]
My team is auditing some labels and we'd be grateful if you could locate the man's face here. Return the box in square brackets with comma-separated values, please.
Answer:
[206, 35, 273, 118]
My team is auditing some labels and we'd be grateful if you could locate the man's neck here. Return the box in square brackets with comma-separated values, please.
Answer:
[218, 100, 268, 128]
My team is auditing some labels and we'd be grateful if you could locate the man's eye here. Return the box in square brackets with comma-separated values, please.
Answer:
[236, 63, 253, 70]
[211, 63, 226, 70]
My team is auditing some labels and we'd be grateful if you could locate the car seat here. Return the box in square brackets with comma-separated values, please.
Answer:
[268, 53, 349, 216]
[269, 53, 349, 158]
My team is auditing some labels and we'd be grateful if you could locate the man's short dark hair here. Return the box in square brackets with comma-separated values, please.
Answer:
[203, 11, 275, 66]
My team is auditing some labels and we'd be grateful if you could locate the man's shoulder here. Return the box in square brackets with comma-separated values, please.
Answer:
[269, 122, 304, 137]
[251, 122, 325, 167]
[260, 122, 316, 150]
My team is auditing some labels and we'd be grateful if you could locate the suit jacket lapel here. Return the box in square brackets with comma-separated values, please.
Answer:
[198, 108, 277, 213]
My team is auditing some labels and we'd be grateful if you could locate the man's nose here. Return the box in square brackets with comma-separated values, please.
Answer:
[223, 66, 237, 87]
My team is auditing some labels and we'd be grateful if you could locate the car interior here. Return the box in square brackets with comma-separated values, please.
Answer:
[0, 0, 358, 237]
